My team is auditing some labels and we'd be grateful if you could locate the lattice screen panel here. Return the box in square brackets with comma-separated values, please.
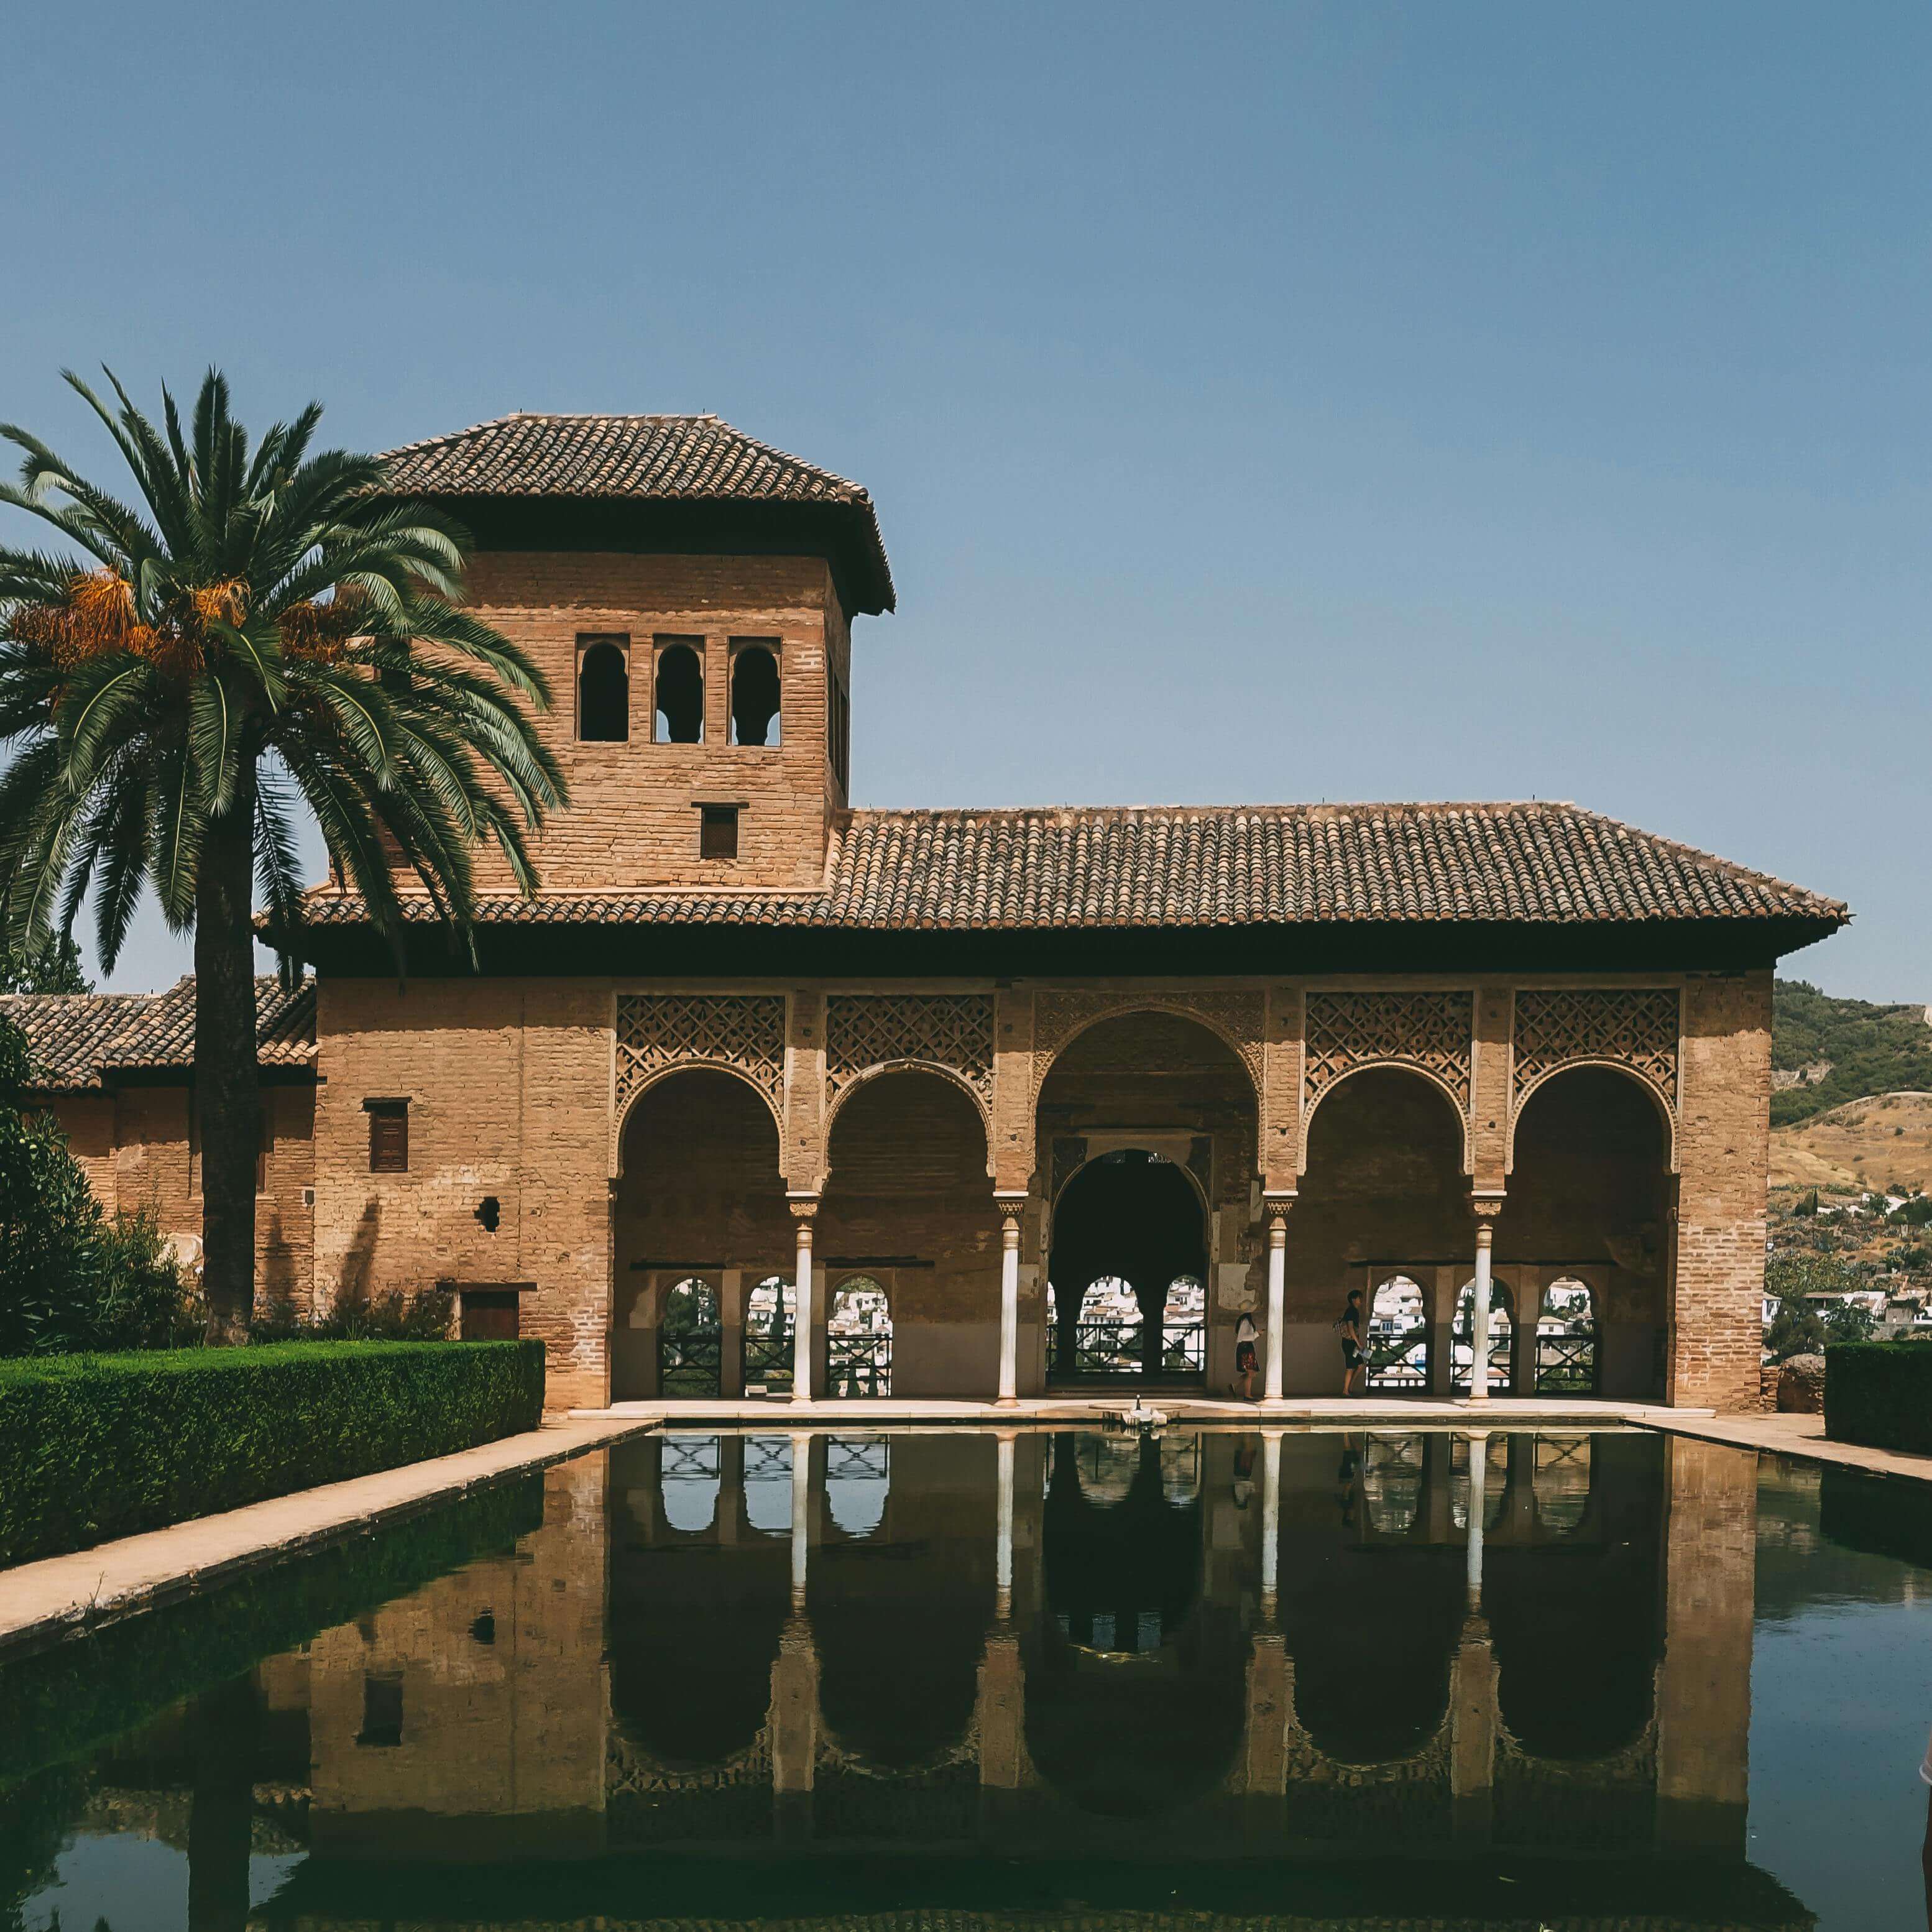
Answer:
[1302, 990, 1475, 1111]
[825, 993, 996, 1110]
[615, 993, 788, 1116]
[1512, 988, 1680, 1108]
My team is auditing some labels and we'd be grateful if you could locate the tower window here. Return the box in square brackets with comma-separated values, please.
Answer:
[576, 637, 629, 742]
[655, 640, 704, 743]
[830, 668, 850, 793]
[729, 642, 781, 746]
[699, 804, 740, 860]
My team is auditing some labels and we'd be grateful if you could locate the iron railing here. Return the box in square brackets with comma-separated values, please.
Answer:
[1535, 1329, 1599, 1394]
[1448, 1327, 1514, 1394]
[1051, 1318, 1145, 1377]
[742, 1318, 794, 1392]
[827, 1330, 893, 1396]
[1160, 1322, 1206, 1373]
[660, 1327, 724, 1396]
[1363, 1325, 1430, 1391]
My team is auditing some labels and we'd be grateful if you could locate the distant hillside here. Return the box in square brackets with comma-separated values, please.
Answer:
[1772, 979, 1932, 1126]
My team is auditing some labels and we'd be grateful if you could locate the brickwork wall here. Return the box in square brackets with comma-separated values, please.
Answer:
[1671, 973, 1773, 1412]
[41, 1083, 314, 1313]
[313, 977, 611, 1409]
[460, 552, 842, 892]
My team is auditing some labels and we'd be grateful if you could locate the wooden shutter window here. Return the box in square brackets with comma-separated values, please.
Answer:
[367, 1102, 409, 1174]
[699, 804, 739, 860]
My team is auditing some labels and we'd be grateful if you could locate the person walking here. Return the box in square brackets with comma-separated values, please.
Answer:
[1338, 1287, 1368, 1397]
[1231, 1310, 1260, 1401]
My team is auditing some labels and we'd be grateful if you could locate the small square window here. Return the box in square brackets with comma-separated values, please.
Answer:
[699, 804, 739, 861]
[367, 1100, 408, 1173]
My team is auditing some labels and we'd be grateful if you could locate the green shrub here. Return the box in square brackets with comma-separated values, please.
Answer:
[0, 1340, 543, 1566]
[251, 1283, 454, 1342]
[1823, 1341, 1932, 1454]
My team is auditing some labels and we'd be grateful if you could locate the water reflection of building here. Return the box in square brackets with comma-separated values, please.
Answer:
[214, 1431, 1755, 1869]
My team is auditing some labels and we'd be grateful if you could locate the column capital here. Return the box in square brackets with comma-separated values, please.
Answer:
[786, 1194, 821, 1225]
[1470, 1191, 1506, 1226]
[1263, 1190, 1297, 1226]
[994, 1191, 1029, 1225]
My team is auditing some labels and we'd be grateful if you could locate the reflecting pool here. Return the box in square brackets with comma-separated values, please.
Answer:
[4, 1428, 1931, 1931]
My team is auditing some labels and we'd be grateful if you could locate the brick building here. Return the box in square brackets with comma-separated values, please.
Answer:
[1, 413, 1846, 1412]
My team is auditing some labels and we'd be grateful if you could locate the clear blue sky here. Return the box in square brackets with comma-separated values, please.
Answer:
[5, 2, 1925, 998]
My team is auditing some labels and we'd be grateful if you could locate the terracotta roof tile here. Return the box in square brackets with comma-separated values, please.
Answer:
[0, 977, 316, 1093]
[376, 412, 894, 611]
[292, 803, 1847, 934]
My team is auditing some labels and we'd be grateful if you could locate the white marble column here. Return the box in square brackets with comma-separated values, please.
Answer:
[788, 1198, 817, 1405]
[1465, 1428, 1489, 1603]
[1468, 1197, 1502, 1402]
[995, 1428, 1016, 1621]
[995, 1195, 1026, 1405]
[1263, 1196, 1294, 1403]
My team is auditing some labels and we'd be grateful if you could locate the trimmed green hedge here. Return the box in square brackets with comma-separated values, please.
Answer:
[0, 1339, 544, 1566]
[1823, 1340, 1932, 1455]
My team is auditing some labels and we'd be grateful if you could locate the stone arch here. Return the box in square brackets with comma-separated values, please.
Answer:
[820, 1058, 993, 1180]
[1031, 994, 1266, 1125]
[816, 1067, 998, 1400]
[615, 1059, 784, 1177]
[1301, 1059, 1473, 1174]
[1507, 1059, 1678, 1174]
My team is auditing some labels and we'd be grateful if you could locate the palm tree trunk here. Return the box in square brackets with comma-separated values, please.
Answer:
[196, 764, 260, 1345]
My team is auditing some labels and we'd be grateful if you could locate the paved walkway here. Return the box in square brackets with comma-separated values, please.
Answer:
[0, 1415, 655, 1658]
[576, 1394, 1708, 1427]
[1640, 1409, 1932, 1483]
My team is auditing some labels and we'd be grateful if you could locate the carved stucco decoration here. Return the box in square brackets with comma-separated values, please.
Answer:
[1511, 988, 1680, 1115]
[1302, 990, 1476, 1127]
[1029, 989, 1267, 1109]
[615, 993, 788, 1133]
[826, 993, 996, 1118]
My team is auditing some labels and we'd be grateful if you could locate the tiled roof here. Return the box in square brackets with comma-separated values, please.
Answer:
[376, 412, 895, 611]
[293, 803, 1847, 932]
[0, 977, 316, 1093]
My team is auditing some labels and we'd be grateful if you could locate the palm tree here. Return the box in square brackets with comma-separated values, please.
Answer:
[0, 370, 568, 1340]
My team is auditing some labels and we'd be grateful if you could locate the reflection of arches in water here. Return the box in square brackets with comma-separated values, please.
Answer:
[742, 1277, 794, 1393]
[660, 1432, 721, 1533]
[1486, 1433, 1663, 1759]
[608, 1438, 788, 1771]
[742, 1434, 793, 1535]
[1451, 1277, 1514, 1395]
[1049, 1151, 1208, 1381]
[827, 1276, 891, 1396]
[824, 1437, 890, 1537]
[1532, 1433, 1592, 1534]
[1026, 1432, 1240, 1815]
[1536, 1277, 1599, 1394]
[1365, 1275, 1429, 1392]
[661, 1277, 723, 1396]
[1282, 1435, 1465, 1765]
[1362, 1433, 1425, 1534]
[1450, 1432, 1509, 1530]
[811, 1438, 990, 1769]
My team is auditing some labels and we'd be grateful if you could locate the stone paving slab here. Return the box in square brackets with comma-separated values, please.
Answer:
[577, 1395, 1708, 1428]
[0, 1415, 655, 1658]
[1639, 1408, 1932, 1483]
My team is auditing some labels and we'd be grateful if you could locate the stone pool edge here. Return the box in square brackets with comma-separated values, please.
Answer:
[0, 1415, 657, 1659]
[1637, 1409, 1932, 1484]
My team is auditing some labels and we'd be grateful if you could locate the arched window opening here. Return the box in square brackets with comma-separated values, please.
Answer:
[1059, 1276, 1145, 1378]
[1537, 1277, 1599, 1394]
[743, 1433, 794, 1535]
[742, 1276, 794, 1393]
[1162, 1274, 1205, 1373]
[825, 1437, 890, 1535]
[660, 1277, 723, 1396]
[1451, 1277, 1514, 1395]
[1531, 1433, 1593, 1534]
[1364, 1275, 1429, 1393]
[827, 1276, 891, 1395]
[1450, 1432, 1509, 1531]
[729, 642, 781, 746]
[1362, 1432, 1425, 1535]
[576, 638, 628, 742]
[660, 1432, 722, 1534]
[655, 640, 704, 743]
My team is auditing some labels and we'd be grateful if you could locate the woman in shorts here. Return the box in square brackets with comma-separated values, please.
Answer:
[1231, 1310, 1260, 1401]
[1338, 1287, 1367, 1396]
